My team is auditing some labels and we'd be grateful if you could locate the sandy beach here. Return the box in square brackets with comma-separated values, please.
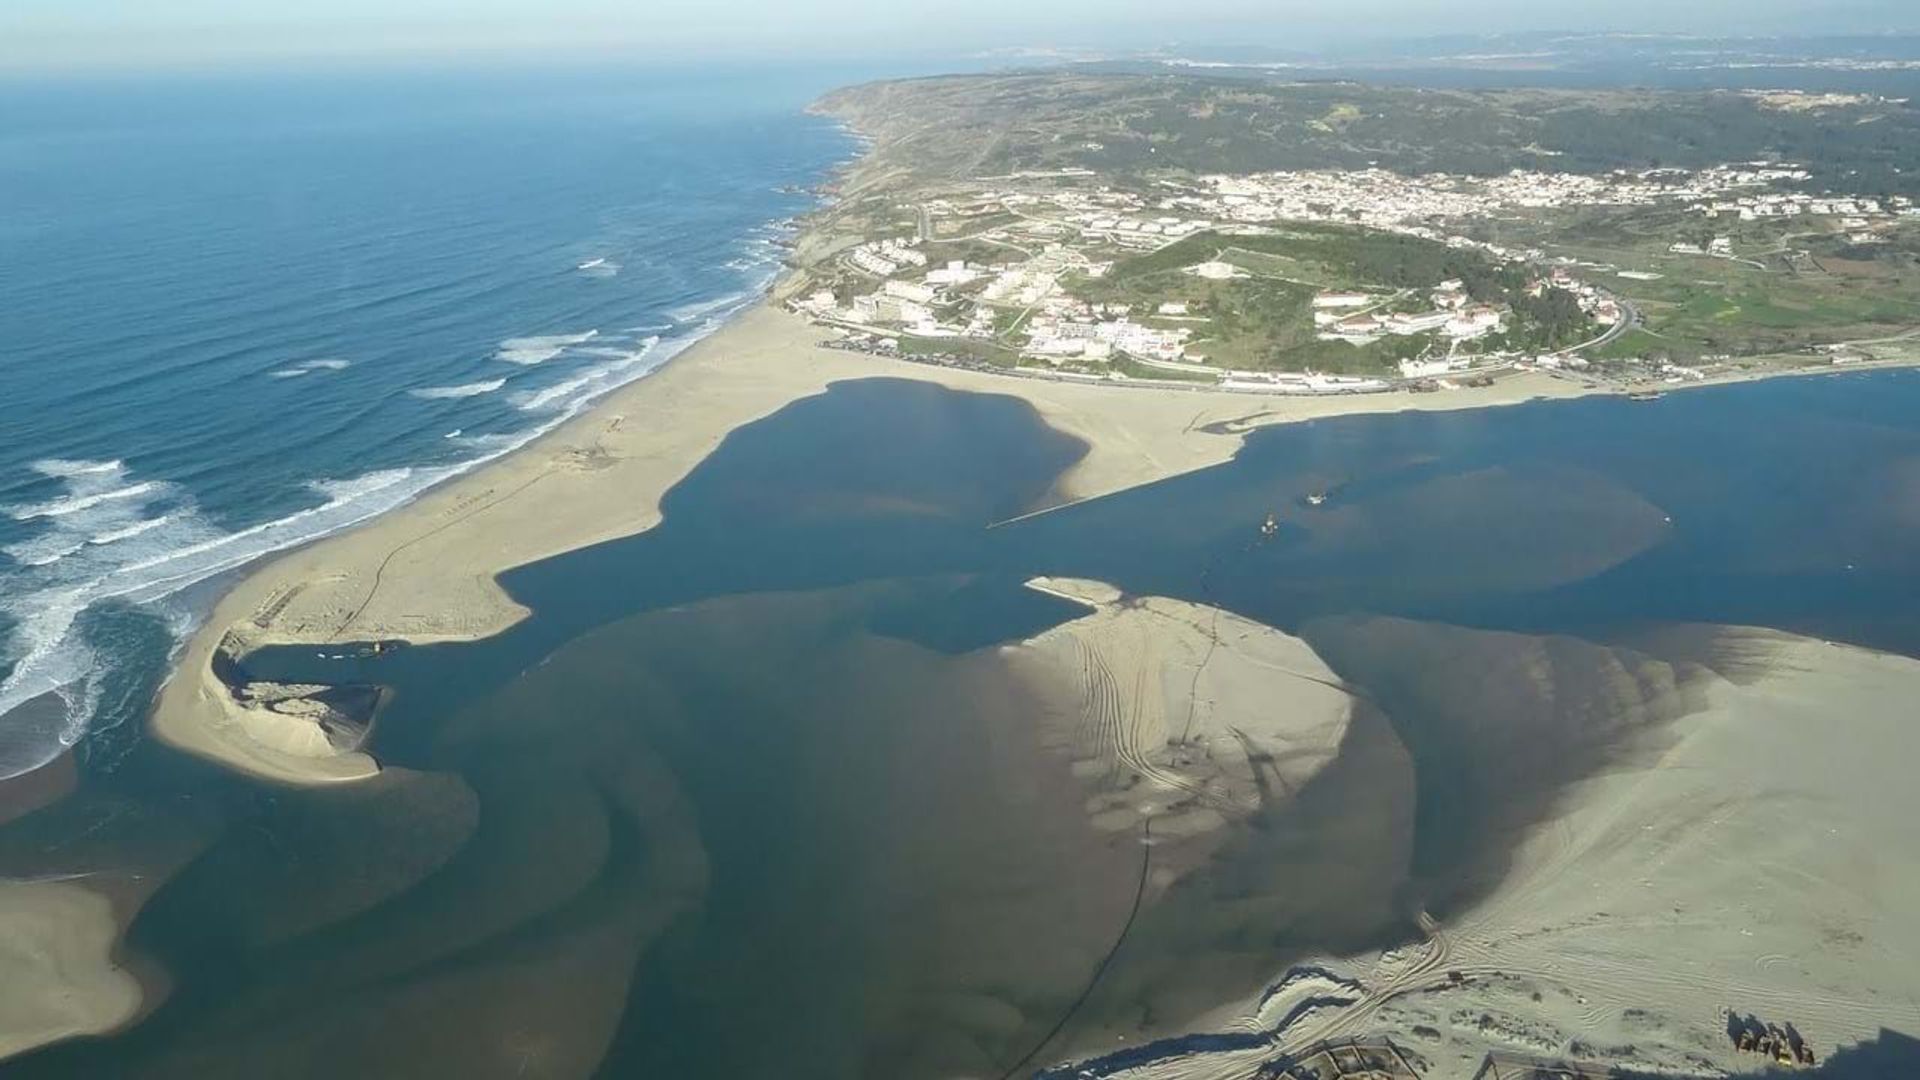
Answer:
[148, 301, 1594, 787]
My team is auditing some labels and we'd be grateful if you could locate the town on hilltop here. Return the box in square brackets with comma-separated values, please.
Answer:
[790, 135, 1920, 396]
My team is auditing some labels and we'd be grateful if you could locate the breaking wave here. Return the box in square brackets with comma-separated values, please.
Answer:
[32, 459, 124, 479]
[496, 330, 599, 365]
[269, 358, 352, 379]
[411, 378, 507, 400]
[8, 482, 159, 522]
[515, 337, 659, 413]
[88, 515, 173, 546]
[0, 462, 439, 778]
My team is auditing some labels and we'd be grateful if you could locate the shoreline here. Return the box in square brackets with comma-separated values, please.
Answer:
[144, 291, 1918, 787]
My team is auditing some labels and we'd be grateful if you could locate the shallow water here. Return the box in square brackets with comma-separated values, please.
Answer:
[4, 370, 1919, 1078]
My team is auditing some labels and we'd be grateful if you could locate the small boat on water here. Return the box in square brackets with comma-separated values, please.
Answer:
[1305, 491, 1329, 507]
[1260, 511, 1280, 538]
[577, 258, 609, 271]
[1627, 389, 1666, 402]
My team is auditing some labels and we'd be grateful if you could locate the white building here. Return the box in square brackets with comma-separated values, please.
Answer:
[1444, 306, 1503, 339]
[925, 260, 980, 286]
[883, 280, 936, 305]
[853, 250, 899, 276]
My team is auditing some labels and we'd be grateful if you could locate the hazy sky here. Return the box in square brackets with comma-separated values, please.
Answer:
[4, 0, 1916, 74]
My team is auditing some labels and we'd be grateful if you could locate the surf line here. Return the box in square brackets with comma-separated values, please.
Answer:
[994, 817, 1154, 1080]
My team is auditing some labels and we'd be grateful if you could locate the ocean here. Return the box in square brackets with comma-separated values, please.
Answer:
[0, 65, 856, 779]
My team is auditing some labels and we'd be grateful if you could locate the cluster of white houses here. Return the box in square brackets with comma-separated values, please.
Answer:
[848, 237, 928, 277]
[1312, 282, 1507, 345]
[1167, 163, 1822, 235]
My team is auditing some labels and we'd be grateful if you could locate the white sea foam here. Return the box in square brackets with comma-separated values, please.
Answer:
[31, 459, 125, 479]
[269, 358, 351, 379]
[496, 330, 599, 365]
[87, 515, 172, 546]
[0, 462, 435, 777]
[665, 292, 749, 325]
[8, 482, 158, 521]
[2, 536, 86, 569]
[514, 337, 658, 413]
[410, 379, 507, 400]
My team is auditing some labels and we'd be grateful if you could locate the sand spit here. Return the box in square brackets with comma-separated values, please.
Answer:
[1009, 577, 1356, 852]
[150, 303, 1588, 786]
[1003, 579, 1423, 1070]
[0, 881, 143, 1061]
[1044, 625, 1920, 1079]
[0, 777, 223, 1063]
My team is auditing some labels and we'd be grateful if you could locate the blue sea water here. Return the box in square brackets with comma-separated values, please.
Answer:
[0, 66, 855, 778]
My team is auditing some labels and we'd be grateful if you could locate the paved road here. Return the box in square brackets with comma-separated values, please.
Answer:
[1566, 291, 1641, 355]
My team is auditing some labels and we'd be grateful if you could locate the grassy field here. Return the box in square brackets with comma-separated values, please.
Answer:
[898, 335, 1019, 367]
[1488, 207, 1920, 358]
[1061, 225, 1559, 372]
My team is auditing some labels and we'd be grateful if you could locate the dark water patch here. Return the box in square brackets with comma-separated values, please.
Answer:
[865, 574, 1094, 654]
